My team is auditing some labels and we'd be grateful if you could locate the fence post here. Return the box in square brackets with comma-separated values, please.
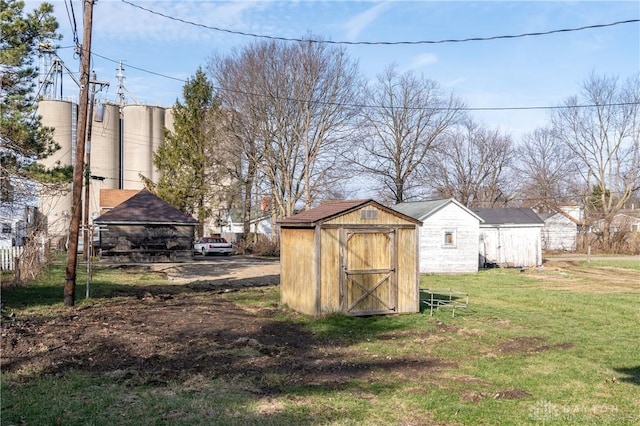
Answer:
[14, 256, 21, 284]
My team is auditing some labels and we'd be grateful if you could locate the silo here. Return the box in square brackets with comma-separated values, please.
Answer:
[122, 105, 153, 189]
[90, 102, 120, 190]
[164, 107, 174, 134]
[150, 106, 165, 183]
[37, 99, 77, 241]
[38, 99, 76, 169]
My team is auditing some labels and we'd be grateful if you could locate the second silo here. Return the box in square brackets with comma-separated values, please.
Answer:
[122, 105, 153, 189]
[90, 102, 120, 189]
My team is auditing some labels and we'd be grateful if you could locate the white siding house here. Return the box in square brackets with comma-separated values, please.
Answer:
[208, 212, 273, 243]
[394, 199, 483, 273]
[474, 208, 544, 267]
[590, 211, 640, 234]
[0, 204, 41, 249]
[537, 205, 583, 251]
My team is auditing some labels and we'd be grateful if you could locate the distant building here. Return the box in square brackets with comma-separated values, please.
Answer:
[0, 204, 44, 249]
[590, 210, 640, 234]
[473, 208, 544, 267]
[536, 204, 583, 252]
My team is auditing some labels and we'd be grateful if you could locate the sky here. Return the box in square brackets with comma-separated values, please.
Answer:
[30, 0, 640, 142]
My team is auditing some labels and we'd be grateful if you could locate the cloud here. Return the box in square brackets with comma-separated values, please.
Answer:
[344, 2, 393, 40]
[408, 53, 438, 69]
[443, 77, 468, 88]
[74, 1, 270, 43]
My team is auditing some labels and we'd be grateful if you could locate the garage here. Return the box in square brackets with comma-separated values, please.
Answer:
[94, 189, 198, 262]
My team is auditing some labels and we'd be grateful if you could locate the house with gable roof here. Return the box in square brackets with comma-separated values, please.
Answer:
[535, 204, 583, 252]
[393, 198, 483, 274]
[94, 189, 198, 262]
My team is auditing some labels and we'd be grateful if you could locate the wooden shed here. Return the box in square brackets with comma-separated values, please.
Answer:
[94, 189, 198, 262]
[278, 199, 422, 316]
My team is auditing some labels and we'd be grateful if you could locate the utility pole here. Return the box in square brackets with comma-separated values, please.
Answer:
[83, 71, 108, 262]
[64, 0, 95, 307]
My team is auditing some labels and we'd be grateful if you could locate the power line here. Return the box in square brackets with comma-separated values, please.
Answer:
[53, 2, 637, 112]
[120, 0, 638, 45]
[457, 102, 640, 112]
[64, 0, 79, 47]
[91, 52, 185, 82]
[90, 50, 640, 112]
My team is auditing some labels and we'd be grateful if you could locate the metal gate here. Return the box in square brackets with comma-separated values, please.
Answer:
[340, 229, 397, 315]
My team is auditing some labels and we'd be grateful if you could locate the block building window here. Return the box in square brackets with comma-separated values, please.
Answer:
[443, 229, 456, 247]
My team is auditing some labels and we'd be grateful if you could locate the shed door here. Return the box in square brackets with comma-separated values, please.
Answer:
[340, 229, 397, 315]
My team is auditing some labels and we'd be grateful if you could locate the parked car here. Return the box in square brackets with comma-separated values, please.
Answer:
[66, 235, 100, 254]
[193, 237, 233, 256]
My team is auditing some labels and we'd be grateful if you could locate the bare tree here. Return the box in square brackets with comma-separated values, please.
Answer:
[551, 73, 640, 249]
[426, 119, 515, 208]
[209, 37, 360, 220]
[350, 65, 464, 204]
[515, 127, 579, 210]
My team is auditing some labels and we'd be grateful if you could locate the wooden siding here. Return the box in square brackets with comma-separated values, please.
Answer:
[419, 204, 480, 273]
[480, 226, 542, 267]
[280, 228, 317, 315]
[325, 205, 413, 226]
[342, 230, 395, 315]
[280, 201, 419, 316]
[319, 228, 340, 312]
[542, 214, 577, 251]
[396, 227, 419, 313]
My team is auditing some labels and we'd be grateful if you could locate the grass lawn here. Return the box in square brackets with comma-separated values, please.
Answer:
[1, 259, 639, 425]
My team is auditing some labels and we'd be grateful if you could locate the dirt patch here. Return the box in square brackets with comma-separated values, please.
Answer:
[461, 387, 531, 402]
[0, 293, 312, 387]
[492, 388, 532, 399]
[1, 254, 495, 408]
[494, 336, 574, 355]
[530, 261, 640, 293]
[1, 280, 459, 396]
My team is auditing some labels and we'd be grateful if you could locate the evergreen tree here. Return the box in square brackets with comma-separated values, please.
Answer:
[0, 0, 65, 202]
[154, 68, 223, 236]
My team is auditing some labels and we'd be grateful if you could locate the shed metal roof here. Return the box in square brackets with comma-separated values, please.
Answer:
[94, 189, 198, 225]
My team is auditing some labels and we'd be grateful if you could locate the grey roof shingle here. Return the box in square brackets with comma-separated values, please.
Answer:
[94, 189, 198, 225]
[473, 208, 544, 225]
[392, 199, 450, 220]
[394, 198, 483, 222]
